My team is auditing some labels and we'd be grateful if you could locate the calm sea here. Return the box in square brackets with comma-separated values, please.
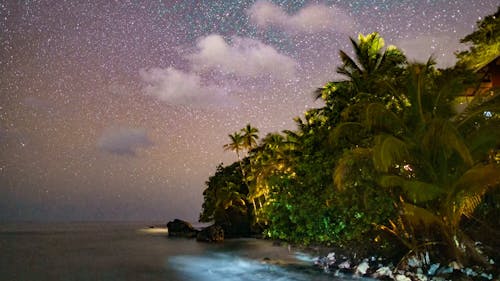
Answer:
[0, 222, 369, 281]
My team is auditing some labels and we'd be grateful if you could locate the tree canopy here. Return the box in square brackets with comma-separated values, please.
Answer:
[200, 10, 500, 267]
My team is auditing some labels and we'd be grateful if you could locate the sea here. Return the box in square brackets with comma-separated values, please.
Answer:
[0, 222, 373, 281]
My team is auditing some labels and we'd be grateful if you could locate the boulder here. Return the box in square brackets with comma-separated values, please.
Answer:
[166, 219, 198, 238]
[196, 224, 224, 242]
[216, 205, 252, 238]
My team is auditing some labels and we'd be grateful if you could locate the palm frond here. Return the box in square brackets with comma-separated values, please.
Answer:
[405, 61, 436, 123]
[455, 89, 500, 128]
[453, 163, 500, 196]
[364, 102, 404, 133]
[373, 134, 411, 172]
[401, 202, 442, 229]
[422, 119, 473, 166]
[333, 148, 372, 191]
[379, 175, 405, 187]
[338, 49, 361, 77]
[457, 194, 483, 219]
[380, 175, 444, 203]
[329, 122, 365, 146]
[463, 123, 500, 160]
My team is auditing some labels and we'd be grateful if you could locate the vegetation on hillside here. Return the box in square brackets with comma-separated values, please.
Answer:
[200, 9, 500, 266]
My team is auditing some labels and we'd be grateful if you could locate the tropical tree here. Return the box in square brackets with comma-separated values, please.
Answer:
[200, 163, 247, 223]
[222, 125, 261, 223]
[337, 32, 406, 84]
[456, 7, 500, 70]
[315, 32, 407, 123]
[241, 123, 259, 150]
[334, 61, 500, 265]
[223, 131, 249, 195]
[223, 132, 244, 162]
[199, 162, 253, 237]
[247, 131, 300, 223]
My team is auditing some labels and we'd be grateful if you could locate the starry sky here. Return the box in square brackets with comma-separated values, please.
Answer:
[1, 0, 498, 222]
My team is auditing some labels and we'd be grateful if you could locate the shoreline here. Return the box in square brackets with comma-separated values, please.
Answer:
[163, 219, 498, 281]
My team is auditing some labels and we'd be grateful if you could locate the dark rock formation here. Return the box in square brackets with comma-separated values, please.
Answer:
[166, 219, 198, 238]
[216, 205, 252, 238]
[196, 224, 224, 242]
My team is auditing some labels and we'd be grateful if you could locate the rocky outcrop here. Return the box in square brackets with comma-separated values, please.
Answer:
[314, 251, 497, 281]
[196, 224, 224, 242]
[216, 205, 252, 238]
[166, 219, 198, 238]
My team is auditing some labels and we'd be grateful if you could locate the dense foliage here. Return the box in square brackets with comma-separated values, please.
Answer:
[200, 10, 499, 266]
[456, 7, 500, 70]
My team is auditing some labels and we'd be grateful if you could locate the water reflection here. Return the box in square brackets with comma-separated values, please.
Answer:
[0, 223, 374, 281]
[169, 253, 316, 281]
[168, 252, 374, 281]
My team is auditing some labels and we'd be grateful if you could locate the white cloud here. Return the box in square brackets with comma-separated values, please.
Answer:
[139, 67, 229, 106]
[248, 1, 355, 34]
[140, 34, 297, 106]
[98, 127, 153, 156]
[395, 34, 464, 68]
[189, 34, 297, 80]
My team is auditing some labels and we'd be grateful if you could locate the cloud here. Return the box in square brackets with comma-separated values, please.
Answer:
[139, 67, 229, 106]
[248, 1, 355, 34]
[395, 34, 465, 68]
[97, 127, 153, 156]
[189, 34, 297, 80]
[140, 34, 296, 106]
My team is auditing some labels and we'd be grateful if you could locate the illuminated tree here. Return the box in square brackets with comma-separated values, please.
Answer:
[456, 7, 500, 70]
[334, 61, 500, 264]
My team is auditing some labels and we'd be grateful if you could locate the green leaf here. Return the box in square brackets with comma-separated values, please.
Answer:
[330, 122, 364, 145]
[364, 102, 403, 133]
[380, 176, 444, 203]
[401, 202, 442, 228]
[373, 134, 410, 172]
[453, 163, 500, 196]
[422, 119, 473, 166]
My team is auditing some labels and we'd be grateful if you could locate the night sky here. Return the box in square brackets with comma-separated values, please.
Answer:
[1, 0, 498, 222]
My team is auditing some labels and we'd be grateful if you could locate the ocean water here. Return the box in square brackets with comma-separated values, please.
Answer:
[0, 222, 370, 281]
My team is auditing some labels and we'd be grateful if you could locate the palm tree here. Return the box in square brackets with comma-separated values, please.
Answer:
[337, 32, 406, 82]
[215, 182, 246, 212]
[223, 132, 244, 161]
[249, 131, 300, 224]
[333, 61, 500, 265]
[224, 126, 261, 222]
[315, 32, 407, 128]
[223, 131, 249, 188]
[456, 7, 500, 70]
[241, 124, 259, 150]
[223, 132, 248, 200]
[249, 133, 285, 206]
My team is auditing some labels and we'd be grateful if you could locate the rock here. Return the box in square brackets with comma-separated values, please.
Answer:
[338, 260, 350, 269]
[415, 272, 428, 281]
[355, 260, 369, 276]
[216, 205, 251, 238]
[196, 224, 224, 242]
[449, 261, 463, 270]
[373, 266, 394, 279]
[395, 274, 412, 281]
[166, 219, 198, 238]
[480, 272, 493, 280]
[427, 263, 440, 276]
[327, 252, 336, 260]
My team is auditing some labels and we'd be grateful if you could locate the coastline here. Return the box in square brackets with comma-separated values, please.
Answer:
[164, 219, 498, 281]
